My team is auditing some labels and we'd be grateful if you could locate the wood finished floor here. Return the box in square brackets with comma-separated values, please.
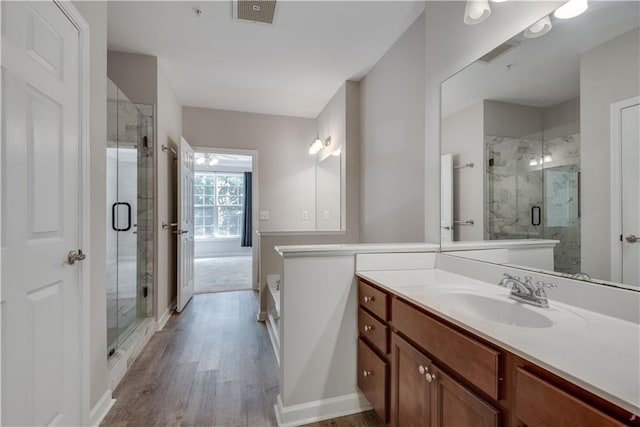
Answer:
[101, 290, 381, 427]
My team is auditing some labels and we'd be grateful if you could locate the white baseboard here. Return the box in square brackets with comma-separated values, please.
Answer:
[265, 314, 280, 366]
[157, 306, 173, 331]
[256, 310, 267, 322]
[274, 392, 371, 427]
[108, 318, 157, 391]
[89, 389, 116, 426]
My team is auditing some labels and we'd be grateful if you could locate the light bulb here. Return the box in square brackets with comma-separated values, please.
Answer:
[544, 154, 552, 163]
[464, 0, 491, 25]
[554, 0, 588, 19]
[529, 158, 538, 166]
[195, 155, 205, 165]
[208, 156, 219, 166]
[524, 15, 552, 39]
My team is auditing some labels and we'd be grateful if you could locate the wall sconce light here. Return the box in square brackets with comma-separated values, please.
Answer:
[464, 0, 491, 25]
[194, 153, 219, 166]
[309, 135, 331, 155]
[524, 15, 553, 38]
[554, 0, 588, 19]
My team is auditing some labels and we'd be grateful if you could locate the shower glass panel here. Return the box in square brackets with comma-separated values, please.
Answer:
[484, 128, 581, 275]
[485, 135, 544, 240]
[107, 78, 154, 356]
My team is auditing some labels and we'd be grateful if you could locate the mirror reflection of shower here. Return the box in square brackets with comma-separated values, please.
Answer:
[106, 78, 155, 357]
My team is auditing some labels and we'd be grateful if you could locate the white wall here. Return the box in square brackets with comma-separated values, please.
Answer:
[360, 13, 425, 243]
[72, 0, 109, 412]
[424, 1, 563, 243]
[581, 28, 640, 281]
[441, 102, 484, 241]
[156, 63, 182, 318]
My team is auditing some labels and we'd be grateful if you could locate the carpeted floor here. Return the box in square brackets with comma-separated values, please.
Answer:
[195, 255, 253, 293]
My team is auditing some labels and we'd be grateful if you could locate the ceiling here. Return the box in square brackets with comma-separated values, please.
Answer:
[442, 1, 640, 118]
[107, 1, 425, 118]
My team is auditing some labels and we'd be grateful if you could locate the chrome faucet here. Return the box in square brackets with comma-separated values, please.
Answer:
[498, 273, 556, 308]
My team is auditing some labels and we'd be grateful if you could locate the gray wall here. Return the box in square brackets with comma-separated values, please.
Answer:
[441, 102, 484, 241]
[424, 1, 562, 243]
[581, 28, 640, 280]
[182, 107, 317, 232]
[107, 51, 157, 105]
[484, 100, 543, 139]
[360, 13, 426, 243]
[73, 0, 108, 412]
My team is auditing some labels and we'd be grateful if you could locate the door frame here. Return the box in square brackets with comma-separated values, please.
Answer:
[610, 96, 640, 283]
[192, 146, 259, 291]
[53, 1, 92, 424]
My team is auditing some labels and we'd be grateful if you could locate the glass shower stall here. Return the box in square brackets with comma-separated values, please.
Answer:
[107, 78, 154, 356]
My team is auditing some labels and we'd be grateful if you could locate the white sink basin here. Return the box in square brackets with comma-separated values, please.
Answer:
[436, 292, 554, 328]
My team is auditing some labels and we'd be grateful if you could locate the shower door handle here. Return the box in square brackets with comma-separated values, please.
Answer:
[112, 202, 132, 232]
[531, 206, 541, 226]
[626, 235, 639, 243]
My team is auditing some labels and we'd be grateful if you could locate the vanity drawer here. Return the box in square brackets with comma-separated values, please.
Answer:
[392, 298, 501, 400]
[515, 368, 626, 427]
[358, 338, 388, 422]
[358, 280, 388, 321]
[359, 307, 388, 354]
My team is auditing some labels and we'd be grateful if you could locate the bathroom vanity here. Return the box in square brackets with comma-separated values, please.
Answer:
[356, 267, 640, 426]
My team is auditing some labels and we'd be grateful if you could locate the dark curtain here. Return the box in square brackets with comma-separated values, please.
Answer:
[241, 171, 253, 247]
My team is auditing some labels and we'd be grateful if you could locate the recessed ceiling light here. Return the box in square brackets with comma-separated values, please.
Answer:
[524, 15, 552, 38]
[464, 0, 492, 25]
[554, 0, 588, 19]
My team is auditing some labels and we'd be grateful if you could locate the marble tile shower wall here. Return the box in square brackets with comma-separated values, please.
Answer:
[485, 134, 581, 274]
[486, 136, 544, 240]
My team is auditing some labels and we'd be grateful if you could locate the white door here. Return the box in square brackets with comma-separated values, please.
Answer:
[177, 137, 195, 312]
[441, 153, 454, 242]
[2, 1, 83, 425]
[621, 103, 640, 286]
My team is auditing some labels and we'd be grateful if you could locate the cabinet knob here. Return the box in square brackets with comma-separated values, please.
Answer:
[363, 325, 373, 332]
[418, 365, 428, 375]
[363, 296, 374, 303]
[425, 373, 437, 383]
[362, 370, 373, 378]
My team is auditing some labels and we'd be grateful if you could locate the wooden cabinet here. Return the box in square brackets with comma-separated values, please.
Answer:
[358, 338, 388, 422]
[390, 333, 499, 427]
[390, 333, 433, 427]
[355, 278, 639, 427]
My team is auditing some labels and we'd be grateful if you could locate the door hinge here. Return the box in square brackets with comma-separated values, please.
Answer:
[142, 286, 149, 298]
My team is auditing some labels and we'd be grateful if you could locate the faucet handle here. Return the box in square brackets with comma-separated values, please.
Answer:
[534, 281, 557, 298]
[524, 276, 534, 285]
[503, 273, 520, 281]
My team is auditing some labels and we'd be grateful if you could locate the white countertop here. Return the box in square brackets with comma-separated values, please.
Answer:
[441, 239, 559, 250]
[275, 243, 440, 257]
[357, 268, 640, 415]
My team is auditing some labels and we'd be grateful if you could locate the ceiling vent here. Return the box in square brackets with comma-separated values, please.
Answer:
[477, 40, 520, 63]
[233, 0, 277, 25]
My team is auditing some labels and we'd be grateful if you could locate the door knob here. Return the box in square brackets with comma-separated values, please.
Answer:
[626, 235, 639, 243]
[425, 373, 437, 383]
[363, 325, 373, 332]
[363, 296, 374, 303]
[418, 365, 428, 375]
[362, 370, 373, 378]
[67, 249, 86, 265]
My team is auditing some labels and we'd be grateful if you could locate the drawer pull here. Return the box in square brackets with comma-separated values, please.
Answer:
[425, 373, 437, 383]
[363, 325, 374, 332]
[362, 370, 373, 378]
[363, 296, 375, 303]
[418, 365, 428, 375]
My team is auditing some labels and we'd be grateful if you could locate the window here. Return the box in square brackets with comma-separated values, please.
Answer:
[194, 172, 244, 238]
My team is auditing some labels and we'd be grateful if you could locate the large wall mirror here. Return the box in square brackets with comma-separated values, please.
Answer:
[440, 1, 639, 290]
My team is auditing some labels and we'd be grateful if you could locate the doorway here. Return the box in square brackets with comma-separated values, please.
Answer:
[192, 150, 255, 293]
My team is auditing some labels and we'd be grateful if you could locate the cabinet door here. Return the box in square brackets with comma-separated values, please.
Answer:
[431, 366, 499, 427]
[391, 333, 432, 427]
[358, 338, 388, 422]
